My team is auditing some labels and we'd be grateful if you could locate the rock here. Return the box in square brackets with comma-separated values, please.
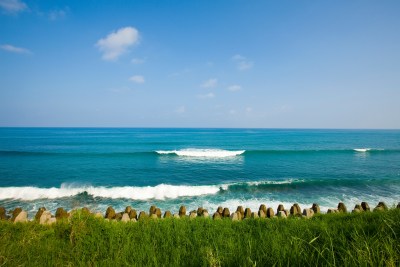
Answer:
[163, 211, 172, 218]
[14, 210, 28, 223]
[327, 209, 338, 214]
[0, 207, 8, 220]
[222, 208, 230, 218]
[131, 218, 137, 222]
[121, 213, 130, 222]
[125, 206, 132, 214]
[397, 203, 400, 209]
[173, 214, 180, 219]
[266, 208, 274, 218]
[105, 206, 116, 219]
[294, 204, 301, 214]
[259, 204, 267, 215]
[95, 212, 103, 218]
[55, 207, 68, 220]
[258, 210, 266, 218]
[149, 205, 157, 215]
[231, 212, 240, 221]
[312, 203, 320, 214]
[251, 212, 259, 219]
[361, 202, 370, 212]
[303, 208, 314, 218]
[277, 204, 285, 214]
[283, 210, 289, 217]
[129, 209, 137, 220]
[34, 207, 46, 221]
[47, 218, 57, 225]
[150, 214, 158, 219]
[216, 206, 223, 215]
[354, 204, 363, 211]
[40, 211, 52, 225]
[202, 211, 210, 218]
[337, 202, 347, 213]
[189, 212, 197, 219]
[81, 207, 90, 214]
[236, 206, 244, 217]
[376, 202, 388, 211]
[277, 211, 287, 218]
[290, 205, 299, 216]
[115, 213, 123, 221]
[197, 207, 204, 216]
[212, 212, 221, 220]
[179, 206, 186, 217]
[138, 211, 148, 220]
[11, 207, 22, 222]
[352, 208, 361, 213]
[244, 208, 252, 219]
[155, 208, 162, 218]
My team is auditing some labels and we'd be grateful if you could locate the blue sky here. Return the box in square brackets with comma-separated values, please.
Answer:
[1, 0, 399, 128]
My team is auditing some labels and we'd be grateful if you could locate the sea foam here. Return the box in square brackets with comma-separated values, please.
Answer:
[156, 148, 245, 158]
[353, 148, 371, 152]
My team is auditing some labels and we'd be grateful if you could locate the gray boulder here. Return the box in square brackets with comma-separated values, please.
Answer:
[14, 210, 28, 223]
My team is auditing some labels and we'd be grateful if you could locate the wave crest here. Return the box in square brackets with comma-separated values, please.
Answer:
[156, 149, 245, 158]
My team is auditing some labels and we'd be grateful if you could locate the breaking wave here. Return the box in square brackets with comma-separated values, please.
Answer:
[156, 149, 245, 158]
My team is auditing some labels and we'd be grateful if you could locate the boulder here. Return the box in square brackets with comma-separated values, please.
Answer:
[277, 204, 285, 214]
[284, 210, 289, 217]
[197, 207, 204, 216]
[121, 213, 130, 222]
[361, 202, 370, 212]
[150, 214, 158, 219]
[189, 212, 197, 219]
[222, 208, 230, 218]
[354, 204, 363, 211]
[55, 207, 68, 220]
[129, 209, 137, 220]
[397, 203, 400, 209]
[105, 206, 116, 219]
[337, 202, 347, 213]
[312, 203, 320, 214]
[251, 212, 259, 219]
[155, 208, 162, 218]
[115, 213, 123, 221]
[327, 209, 339, 214]
[149, 205, 157, 215]
[0, 207, 8, 220]
[352, 208, 361, 213]
[163, 211, 172, 218]
[259, 204, 267, 215]
[35, 207, 46, 221]
[125, 206, 132, 214]
[377, 202, 388, 211]
[290, 205, 299, 216]
[258, 210, 266, 218]
[277, 211, 287, 218]
[216, 206, 223, 215]
[294, 204, 301, 214]
[303, 208, 314, 218]
[230, 212, 240, 221]
[179, 206, 186, 217]
[131, 218, 137, 222]
[95, 212, 103, 218]
[236, 206, 244, 217]
[244, 208, 252, 219]
[39, 211, 52, 225]
[14, 210, 28, 223]
[202, 211, 210, 218]
[266, 208, 274, 218]
[47, 218, 57, 225]
[11, 207, 22, 222]
[212, 212, 221, 220]
[81, 207, 90, 214]
[138, 211, 148, 220]
[173, 214, 180, 219]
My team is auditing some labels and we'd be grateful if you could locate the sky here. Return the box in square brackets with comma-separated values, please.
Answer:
[0, 0, 399, 128]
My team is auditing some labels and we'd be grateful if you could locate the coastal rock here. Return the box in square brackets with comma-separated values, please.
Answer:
[131, 218, 137, 222]
[95, 212, 103, 218]
[377, 202, 388, 211]
[266, 208, 274, 218]
[231, 212, 240, 221]
[173, 214, 180, 219]
[202, 211, 210, 218]
[163, 211, 172, 218]
[327, 209, 339, 214]
[105, 206, 116, 219]
[155, 208, 162, 218]
[125, 206, 132, 214]
[129, 209, 137, 220]
[149, 205, 157, 215]
[212, 212, 221, 220]
[47, 218, 57, 225]
[302, 208, 314, 218]
[397, 203, 400, 209]
[294, 204, 301, 214]
[121, 213, 130, 222]
[236, 206, 244, 218]
[251, 212, 259, 219]
[284, 210, 289, 217]
[179, 206, 186, 217]
[259, 204, 267, 215]
[222, 208, 230, 218]
[35, 207, 46, 221]
[352, 208, 361, 213]
[216, 206, 223, 215]
[258, 210, 266, 218]
[150, 214, 158, 219]
[277, 204, 285, 214]
[81, 207, 90, 214]
[354, 204, 363, 211]
[361, 202, 370, 212]
[55, 207, 68, 220]
[138, 211, 148, 220]
[39, 211, 52, 225]
[115, 213, 123, 221]
[0, 207, 7, 220]
[14, 210, 28, 223]
[337, 202, 347, 213]
[244, 208, 252, 219]
[11, 207, 22, 222]
[189, 211, 197, 219]
[277, 211, 287, 218]
[290, 205, 300, 216]
[197, 207, 204, 216]
[312, 203, 320, 214]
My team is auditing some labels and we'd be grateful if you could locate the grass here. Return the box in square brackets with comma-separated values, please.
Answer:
[1, 209, 400, 266]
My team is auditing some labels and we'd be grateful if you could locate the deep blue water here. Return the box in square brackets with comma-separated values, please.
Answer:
[0, 128, 399, 215]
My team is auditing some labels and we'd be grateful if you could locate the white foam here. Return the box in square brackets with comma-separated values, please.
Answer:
[0, 183, 222, 201]
[156, 148, 245, 158]
[354, 148, 371, 152]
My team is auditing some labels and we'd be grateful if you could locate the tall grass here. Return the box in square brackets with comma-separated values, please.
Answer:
[1, 209, 399, 266]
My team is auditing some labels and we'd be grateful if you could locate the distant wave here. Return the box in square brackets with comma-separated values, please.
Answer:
[353, 148, 371, 152]
[156, 149, 245, 158]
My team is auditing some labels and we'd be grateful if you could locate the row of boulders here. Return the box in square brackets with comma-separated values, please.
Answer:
[1, 201, 399, 224]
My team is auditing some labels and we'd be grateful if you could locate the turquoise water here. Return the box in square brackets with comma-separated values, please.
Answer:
[0, 128, 399, 215]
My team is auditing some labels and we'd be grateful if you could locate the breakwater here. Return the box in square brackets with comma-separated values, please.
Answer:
[1, 201, 399, 224]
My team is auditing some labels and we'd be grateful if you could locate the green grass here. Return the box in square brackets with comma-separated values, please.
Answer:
[1, 209, 400, 266]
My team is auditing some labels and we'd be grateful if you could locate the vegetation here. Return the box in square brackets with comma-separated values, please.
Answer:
[1, 209, 400, 266]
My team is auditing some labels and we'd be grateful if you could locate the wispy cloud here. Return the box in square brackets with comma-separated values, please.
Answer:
[96, 26, 139, 61]
[48, 8, 68, 20]
[227, 85, 241, 92]
[129, 75, 145, 84]
[0, 0, 27, 13]
[232, 54, 253, 71]
[201, 78, 218, 88]
[0, 44, 31, 54]
[197, 92, 215, 99]
[131, 58, 146, 64]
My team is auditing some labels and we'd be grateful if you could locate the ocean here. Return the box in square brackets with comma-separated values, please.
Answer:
[0, 128, 399, 216]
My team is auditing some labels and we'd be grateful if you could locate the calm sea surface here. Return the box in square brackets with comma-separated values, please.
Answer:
[0, 128, 399, 215]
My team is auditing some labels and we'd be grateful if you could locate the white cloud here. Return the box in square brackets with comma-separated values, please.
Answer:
[129, 75, 145, 84]
[0, 0, 27, 13]
[131, 58, 145, 64]
[96, 26, 139, 61]
[201, 78, 218, 88]
[232, 54, 253, 71]
[48, 8, 68, 20]
[227, 85, 241, 92]
[197, 92, 215, 99]
[0, 44, 31, 54]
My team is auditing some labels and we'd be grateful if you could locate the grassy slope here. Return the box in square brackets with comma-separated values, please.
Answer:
[0, 209, 399, 266]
